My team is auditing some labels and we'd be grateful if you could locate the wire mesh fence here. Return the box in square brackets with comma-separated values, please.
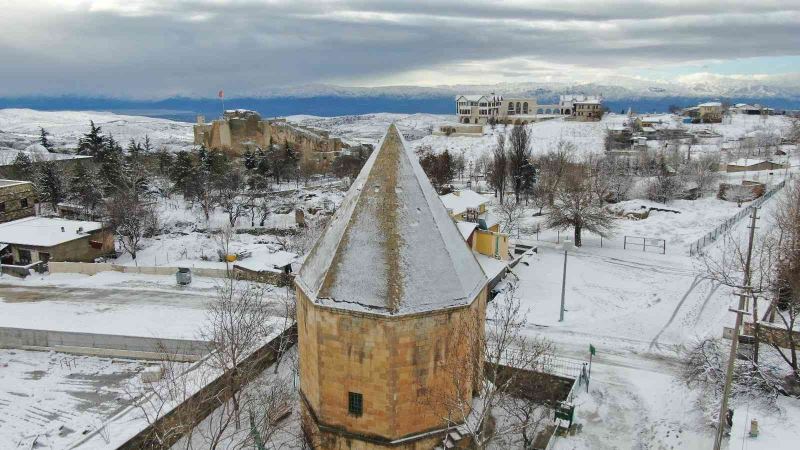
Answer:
[688, 178, 788, 256]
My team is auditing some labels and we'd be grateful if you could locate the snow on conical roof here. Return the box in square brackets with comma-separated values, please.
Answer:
[297, 124, 487, 315]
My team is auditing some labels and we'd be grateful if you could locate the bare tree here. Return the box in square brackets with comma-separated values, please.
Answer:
[647, 157, 683, 204]
[496, 198, 526, 235]
[123, 355, 205, 449]
[201, 280, 279, 427]
[768, 181, 800, 377]
[535, 141, 574, 205]
[586, 154, 612, 206]
[217, 169, 247, 227]
[681, 338, 781, 420]
[424, 284, 553, 449]
[507, 125, 533, 204]
[682, 153, 720, 197]
[489, 135, 508, 202]
[530, 183, 549, 216]
[545, 168, 616, 247]
[106, 190, 159, 263]
[604, 157, 634, 203]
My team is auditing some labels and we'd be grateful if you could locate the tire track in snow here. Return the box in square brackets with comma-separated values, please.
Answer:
[693, 281, 722, 326]
[649, 274, 704, 350]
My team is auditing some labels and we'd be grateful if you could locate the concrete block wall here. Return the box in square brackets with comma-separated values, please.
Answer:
[0, 327, 208, 360]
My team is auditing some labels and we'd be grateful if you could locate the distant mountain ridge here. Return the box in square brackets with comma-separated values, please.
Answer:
[2, 76, 799, 121]
[246, 75, 800, 100]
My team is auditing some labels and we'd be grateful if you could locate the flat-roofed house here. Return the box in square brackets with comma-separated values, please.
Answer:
[0, 179, 35, 224]
[0, 217, 114, 265]
[698, 102, 723, 123]
[725, 158, 786, 173]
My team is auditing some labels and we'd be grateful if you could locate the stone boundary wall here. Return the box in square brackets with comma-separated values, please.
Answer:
[0, 327, 208, 361]
[48, 261, 229, 278]
[112, 324, 298, 450]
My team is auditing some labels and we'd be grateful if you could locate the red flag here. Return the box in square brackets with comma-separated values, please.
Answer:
[218, 90, 224, 98]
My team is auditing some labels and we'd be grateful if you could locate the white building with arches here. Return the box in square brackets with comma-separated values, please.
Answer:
[455, 94, 563, 125]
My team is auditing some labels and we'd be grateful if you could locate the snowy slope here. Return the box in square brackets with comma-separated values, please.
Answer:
[0, 108, 194, 152]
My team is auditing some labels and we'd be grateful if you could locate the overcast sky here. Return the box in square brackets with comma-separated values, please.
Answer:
[1, 0, 799, 98]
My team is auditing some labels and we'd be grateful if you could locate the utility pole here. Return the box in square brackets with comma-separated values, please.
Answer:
[559, 245, 569, 322]
[713, 208, 759, 450]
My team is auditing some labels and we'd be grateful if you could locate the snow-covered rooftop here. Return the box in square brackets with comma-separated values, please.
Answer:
[440, 189, 490, 215]
[234, 250, 297, 273]
[0, 217, 104, 247]
[698, 102, 722, 107]
[297, 124, 487, 315]
[456, 221, 477, 240]
[726, 158, 783, 167]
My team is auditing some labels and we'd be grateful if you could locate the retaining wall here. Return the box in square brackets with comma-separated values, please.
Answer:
[48, 261, 230, 278]
[0, 327, 208, 361]
[113, 324, 298, 450]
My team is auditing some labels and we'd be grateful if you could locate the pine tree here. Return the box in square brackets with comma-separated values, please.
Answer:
[39, 127, 54, 152]
[170, 150, 195, 197]
[127, 138, 142, 159]
[243, 149, 257, 170]
[78, 121, 106, 157]
[123, 141, 150, 202]
[142, 135, 153, 154]
[98, 134, 125, 194]
[11, 152, 34, 180]
[156, 148, 174, 175]
[36, 162, 66, 211]
[69, 162, 104, 217]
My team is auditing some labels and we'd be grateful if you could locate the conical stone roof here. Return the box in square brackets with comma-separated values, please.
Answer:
[296, 124, 487, 315]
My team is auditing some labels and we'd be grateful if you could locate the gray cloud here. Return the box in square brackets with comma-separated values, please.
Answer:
[1, 0, 799, 97]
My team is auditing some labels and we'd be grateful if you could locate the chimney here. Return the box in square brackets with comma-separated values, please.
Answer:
[196, 115, 205, 125]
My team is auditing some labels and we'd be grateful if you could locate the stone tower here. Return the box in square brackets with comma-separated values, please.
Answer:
[296, 124, 488, 449]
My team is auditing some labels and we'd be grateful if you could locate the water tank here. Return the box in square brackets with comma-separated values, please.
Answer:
[176, 267, 192, 286]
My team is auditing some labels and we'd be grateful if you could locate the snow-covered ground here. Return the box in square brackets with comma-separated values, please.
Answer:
[507, 184, 800, 449]
[291, 112, 797, 165]
[0, 272, 217, 339]
[0, 349, 155, 449]
[2, 108, 798, 448]
[0, 108, 194, 153]
[0, 271, 294, 340]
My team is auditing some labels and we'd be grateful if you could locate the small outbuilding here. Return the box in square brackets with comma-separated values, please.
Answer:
[725, 159, 786, 173]
[0, 217, 114, 265]
[0, 179, 36, 224]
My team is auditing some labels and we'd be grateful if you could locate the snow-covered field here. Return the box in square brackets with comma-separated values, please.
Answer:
[0, 272, 217, 339]
[0, 108, 194, 154]
[1, 108, 799, 448]
[507, 185, 800, 449]
[0, 349, 154, 449]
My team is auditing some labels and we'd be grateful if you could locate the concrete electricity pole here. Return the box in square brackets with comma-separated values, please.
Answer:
[713, 208, 759, 450]
[559, 241, 570, 322]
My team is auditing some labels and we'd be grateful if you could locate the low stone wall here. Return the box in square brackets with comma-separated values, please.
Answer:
[115, 324, 298, 450]
[0, 327, 208, 361]
[48, 261, 230, 279]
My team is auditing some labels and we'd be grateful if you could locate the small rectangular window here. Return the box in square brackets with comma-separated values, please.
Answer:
[0, 202, 5, 213]
[348, 392, 363, 416]
[20, 198, 28, 208]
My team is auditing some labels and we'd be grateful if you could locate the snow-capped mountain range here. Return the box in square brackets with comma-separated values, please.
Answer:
[252, 74, 800, 100]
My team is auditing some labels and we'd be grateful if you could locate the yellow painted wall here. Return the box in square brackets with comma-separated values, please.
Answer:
[473, 229, 509, 259]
